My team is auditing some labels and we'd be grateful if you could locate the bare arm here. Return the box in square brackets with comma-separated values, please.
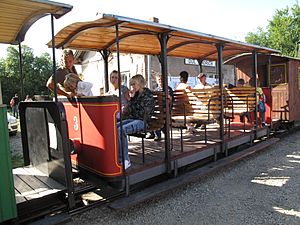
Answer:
[46, 76, 75, 98]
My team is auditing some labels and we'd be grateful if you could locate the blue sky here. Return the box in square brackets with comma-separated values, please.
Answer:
[0, 0, 297, 58]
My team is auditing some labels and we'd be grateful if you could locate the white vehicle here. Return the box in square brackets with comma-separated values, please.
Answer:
[7, 113, 18, 136]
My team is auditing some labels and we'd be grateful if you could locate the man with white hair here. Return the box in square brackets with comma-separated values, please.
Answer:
[194, 73, 212, 89]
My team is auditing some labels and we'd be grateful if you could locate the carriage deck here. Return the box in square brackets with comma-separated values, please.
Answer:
[12, 122, 268, 206]
[126, 122, 268, 184]
[13, 166, 65, 205]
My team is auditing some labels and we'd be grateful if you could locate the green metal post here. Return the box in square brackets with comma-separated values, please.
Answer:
[0, 105, 17, 222]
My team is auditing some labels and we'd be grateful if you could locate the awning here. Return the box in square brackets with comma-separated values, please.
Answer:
[0, 0, 72, 44]
[48, 14, 280, 61]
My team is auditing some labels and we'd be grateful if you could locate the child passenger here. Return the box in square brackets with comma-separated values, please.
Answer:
[63, 73, 93, 97]
[249, 77, 266, 127]
[117, 74, 155, 169]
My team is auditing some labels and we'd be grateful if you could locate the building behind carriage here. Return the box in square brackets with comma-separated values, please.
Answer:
[74, 50, 235, 95]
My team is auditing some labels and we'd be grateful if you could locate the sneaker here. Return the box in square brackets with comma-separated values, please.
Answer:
[124, 160, 131, 170]
[146, 133, 155, 139]
[154, 136, 161, 141]
[262, 123, 266, 127]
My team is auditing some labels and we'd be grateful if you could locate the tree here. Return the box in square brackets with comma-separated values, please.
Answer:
[245, 4, 300, 57]
[0, 45, 53, 104]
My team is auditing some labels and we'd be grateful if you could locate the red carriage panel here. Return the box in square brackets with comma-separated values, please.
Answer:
[61, 96, 122, 177]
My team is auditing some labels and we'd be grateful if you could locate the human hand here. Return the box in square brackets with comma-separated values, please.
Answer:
[129, 90, 135, 98]
[67, 91, 76, 98]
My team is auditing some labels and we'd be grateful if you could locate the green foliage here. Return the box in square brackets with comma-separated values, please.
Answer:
[245, 4, 300, 57]
[0, 45, 52, 104]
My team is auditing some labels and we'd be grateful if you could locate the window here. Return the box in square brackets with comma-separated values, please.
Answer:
[270, 64, 286, 85]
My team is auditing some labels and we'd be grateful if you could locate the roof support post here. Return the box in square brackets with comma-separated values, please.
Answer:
[267, 54, 272, 130]
[197, 59, 203, 73]
[267, 55, 272, 87]
[51, 14, 57, 102]
[252, 51, 258, 138]
[158, 32, 171, 174]
[18, 43, 24, 101]
[216, 43, 225, 155]
[100, 49, 110, 92]
[115, 24, 127, 184]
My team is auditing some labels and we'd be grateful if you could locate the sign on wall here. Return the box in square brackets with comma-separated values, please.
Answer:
[184, 59, 216, 67]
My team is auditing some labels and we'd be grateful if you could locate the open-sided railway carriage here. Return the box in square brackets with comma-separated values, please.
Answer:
[2, 1, 299, 224]
[46, 13, 277, 185]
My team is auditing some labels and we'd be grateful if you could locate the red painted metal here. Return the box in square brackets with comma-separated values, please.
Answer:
[63, 98, 122, 177]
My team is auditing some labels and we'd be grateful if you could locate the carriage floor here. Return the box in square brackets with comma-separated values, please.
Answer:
[126, 122, 268, 182]
[13, 122, 268, 204]
[13, 166, 65, 204]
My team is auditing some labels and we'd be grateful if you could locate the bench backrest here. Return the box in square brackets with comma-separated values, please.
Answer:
[191, 88, 222, 117]
[225, 87, 256, 114]
[147, 91, 166, 131]
[172, 90, 196, 117]
[172, 88, 222, 120]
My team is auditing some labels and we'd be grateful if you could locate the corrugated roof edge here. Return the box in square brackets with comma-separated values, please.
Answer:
[103, 13, 280, 54]
[13, 0, 73, 44]
[225, 53, 300, 64]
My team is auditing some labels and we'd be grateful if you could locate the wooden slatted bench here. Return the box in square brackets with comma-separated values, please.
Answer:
[129, 91, 166, 163]
[172, 88, 225, 150]
[190, 88, 235, 138]
[225, 87, 256, 131]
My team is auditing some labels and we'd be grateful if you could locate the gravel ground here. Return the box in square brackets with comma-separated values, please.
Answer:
[66, 131, 300, 225]
[9, 132, 23, 156]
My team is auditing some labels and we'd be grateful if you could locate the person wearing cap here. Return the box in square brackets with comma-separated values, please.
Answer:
[194, 73, 212, 89]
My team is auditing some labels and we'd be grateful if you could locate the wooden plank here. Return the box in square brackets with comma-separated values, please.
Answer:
[17, 166, 65, 190]
[14, 167, 59, 198]
[15, 189, 26, 204]
[13, 174, 41, 200]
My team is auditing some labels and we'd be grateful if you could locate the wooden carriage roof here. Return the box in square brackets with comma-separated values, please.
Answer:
[225, 53, 299, 65]
[0, 0, 72, 44]
[48, 14, 280, 60]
